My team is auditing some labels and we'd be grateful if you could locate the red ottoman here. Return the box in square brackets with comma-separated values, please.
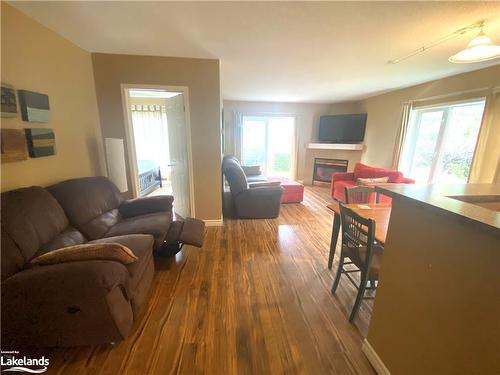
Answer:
[267, 177, 304, 203]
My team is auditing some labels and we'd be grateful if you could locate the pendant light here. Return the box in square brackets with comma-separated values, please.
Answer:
[449, 24, 500, 63]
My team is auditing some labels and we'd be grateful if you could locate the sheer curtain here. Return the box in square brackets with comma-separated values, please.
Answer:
[131, 105, 170, 175]
[392, 102, 412, 169]
[469, 90, 500, 183]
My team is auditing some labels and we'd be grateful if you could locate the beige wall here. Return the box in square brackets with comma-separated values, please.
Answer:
[360, 64, 500, 169]
[92, 53, 222, 221]
[223, 100, 362, 182]
[367, 197, 500, 374]
[1, 4, 104, 192]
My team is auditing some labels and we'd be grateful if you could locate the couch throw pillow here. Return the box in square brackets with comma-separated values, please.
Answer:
[357, 176, 390, 184]
[30, 243, 138, 266]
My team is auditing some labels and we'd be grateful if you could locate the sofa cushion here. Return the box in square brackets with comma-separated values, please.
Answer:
[39, 227, 86, 253]
[353, 163, 403, 183]
[48, 177, 124, 239]
[105, 213, 171, 250]
[30, 243, 138, 266]
[119, 195, 174, 219]
[80, 209, 121, 240]
[1, 186, 70, 262]
[1, 228, 25, 281]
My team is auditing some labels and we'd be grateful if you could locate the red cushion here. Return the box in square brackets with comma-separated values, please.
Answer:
[353, 163, 402, 183]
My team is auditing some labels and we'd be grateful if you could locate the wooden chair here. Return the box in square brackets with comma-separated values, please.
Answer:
[331, 203, 384, 321]
[344, 185, 379, 204]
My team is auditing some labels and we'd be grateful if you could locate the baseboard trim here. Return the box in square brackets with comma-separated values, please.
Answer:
[362, 339, 391, 375]
[203, 219, 223, 227]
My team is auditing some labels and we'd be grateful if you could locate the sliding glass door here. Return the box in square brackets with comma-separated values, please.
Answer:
[400, 99, 486, 183]
[241, 115, 296, 178]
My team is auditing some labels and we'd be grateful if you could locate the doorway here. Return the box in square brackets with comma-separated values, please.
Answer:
[240, 115, 296, 178]
[122, 85, 194, 219]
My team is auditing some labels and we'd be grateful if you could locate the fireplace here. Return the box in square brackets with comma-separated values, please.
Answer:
[313, 158, 348, 186]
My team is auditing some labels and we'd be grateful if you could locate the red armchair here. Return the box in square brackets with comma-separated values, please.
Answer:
[331, 163, 415, 203]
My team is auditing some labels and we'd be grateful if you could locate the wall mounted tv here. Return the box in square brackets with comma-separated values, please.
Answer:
[318, 114, 367, 143]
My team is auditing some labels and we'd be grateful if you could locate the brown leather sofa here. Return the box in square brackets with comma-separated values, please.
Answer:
[1, 176, 204, 347]
[222, 156, 283, 219]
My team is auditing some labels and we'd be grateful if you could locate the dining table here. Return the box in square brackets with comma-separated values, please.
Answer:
[327, 202, 392, 269]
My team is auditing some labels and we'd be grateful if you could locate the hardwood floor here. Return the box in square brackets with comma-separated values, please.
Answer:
[30, 186, 375, 375]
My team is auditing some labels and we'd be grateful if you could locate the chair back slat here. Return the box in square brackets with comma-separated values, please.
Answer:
[344, 185, 379, 204]
[339, 203, 376, 254]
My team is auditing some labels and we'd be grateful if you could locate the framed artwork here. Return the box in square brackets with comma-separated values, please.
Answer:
[1, 128, 28, 163]
[25, 128, 56, 157]
[1, 84, 18, 118]
[18, 90, 50, 122]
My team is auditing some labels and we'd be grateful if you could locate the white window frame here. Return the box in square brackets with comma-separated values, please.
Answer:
[401, 98, 486, 184]
[240, 113, 298, 179]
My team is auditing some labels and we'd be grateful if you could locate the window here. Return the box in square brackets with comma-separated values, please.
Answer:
[241, 115, 296, 178]
[399, 99, 486, 183]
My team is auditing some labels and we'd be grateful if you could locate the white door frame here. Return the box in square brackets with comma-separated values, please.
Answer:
[120, 83, 196, 217]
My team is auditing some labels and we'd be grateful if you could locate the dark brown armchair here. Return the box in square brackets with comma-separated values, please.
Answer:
[222, 156, 283, 219]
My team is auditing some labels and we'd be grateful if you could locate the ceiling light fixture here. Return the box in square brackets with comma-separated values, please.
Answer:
[388, 20, 498, 64]
[449, 23, 500, 63]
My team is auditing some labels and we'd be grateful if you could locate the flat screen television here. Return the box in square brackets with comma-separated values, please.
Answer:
[318, 114, 367, 143]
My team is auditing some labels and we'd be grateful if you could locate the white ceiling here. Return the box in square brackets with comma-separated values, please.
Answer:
[10, 1, 500, 103]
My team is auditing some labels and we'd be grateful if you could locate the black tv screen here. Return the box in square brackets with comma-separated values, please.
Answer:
[318, 114, 367, 143]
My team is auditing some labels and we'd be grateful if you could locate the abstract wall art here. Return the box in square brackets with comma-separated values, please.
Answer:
[18, 90, 50, 122]
[25, 128, 56, 157]
[1, 84, 18, 118]
[1, 128, 28, 163]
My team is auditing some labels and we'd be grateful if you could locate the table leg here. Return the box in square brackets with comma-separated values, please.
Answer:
[328, 212, 341, 269]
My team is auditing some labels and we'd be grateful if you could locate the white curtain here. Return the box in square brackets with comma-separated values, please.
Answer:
[469, 91, 500, 183]
[392, 102, 412, 170]
[221, 110, 240, 158]
[131, 105, 170, 175]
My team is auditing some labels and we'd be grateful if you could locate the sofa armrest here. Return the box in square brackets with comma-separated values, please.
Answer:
[331, 172, 355, 183]
[234, 186, 283, 219]
[242, 185, 283, 195]
[248, 181, 281, 188]
[242, 165, 261, 176]
[119, 195, 174, 218]
[400, 177, 415, 184]
[1, 260, 133, 346]
[4, 260, 130, 297]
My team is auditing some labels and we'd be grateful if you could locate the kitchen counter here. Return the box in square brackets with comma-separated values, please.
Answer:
[375, 183, 500, 235]
[364, 183, 500, 374]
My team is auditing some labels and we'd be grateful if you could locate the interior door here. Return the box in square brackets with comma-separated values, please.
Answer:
[165, 93, 191, 218]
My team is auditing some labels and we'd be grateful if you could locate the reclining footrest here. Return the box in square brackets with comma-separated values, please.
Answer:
[161, 218, 206, 256]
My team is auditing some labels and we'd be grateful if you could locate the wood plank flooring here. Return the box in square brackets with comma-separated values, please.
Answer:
[26, 186, 375, 375]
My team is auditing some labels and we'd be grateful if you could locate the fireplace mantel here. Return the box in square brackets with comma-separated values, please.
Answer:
[306, 143, 363, 151]
[303, 145, 363, 185]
